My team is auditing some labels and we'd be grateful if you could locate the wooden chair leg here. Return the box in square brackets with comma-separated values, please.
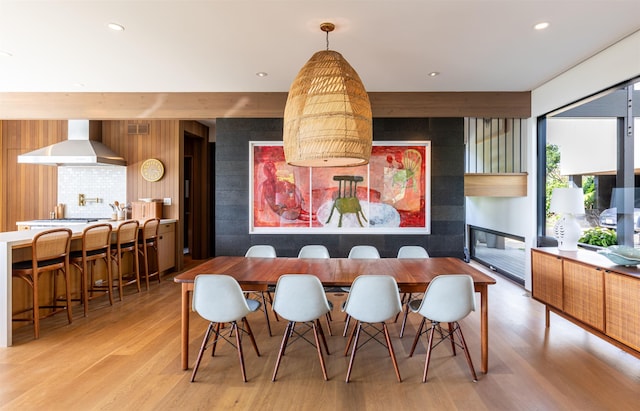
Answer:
[105, 257, 114, 306]
[313, 321, 328, 381]
[145, 246, 151, 291]
[344, 319, 358, 355]
[272, 321, 293, 381]
[409, 317, 426, 357]
[260, 292, 273, 337]
[342, 314, 351, 337]
[345, 323, 362, 383]
[383, 323, 402, 382]
[233, 322, 247, 382]
[33, 274, 40, 339]
[211, 322, 221, 357]
[63, 267, 73, 324]
[316, 319, 330, 355]
[399, 303, 410, 338]
[190, 322, 214, 382]
[325, 313, 333, 336]
[448, 322, 457, 355]
[266, 291, 279, 321]
[81, 262, 89, 317]
[422, 324, 436, 383]
[454, 324, 478, 382]
[243, 317, 260, 357]
[133, 250, 141, 294]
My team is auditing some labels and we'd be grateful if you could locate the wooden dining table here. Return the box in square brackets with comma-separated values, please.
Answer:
[173, 256, 496, 373]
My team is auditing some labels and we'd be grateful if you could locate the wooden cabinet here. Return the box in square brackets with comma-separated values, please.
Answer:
[531, 248, 640, 358]
[605, 272, 640, 352]
[531, 251, 563, 309]
[562, 260, 604, 331]
[158, 222, 175, 273]
[132, 201, 163, 220]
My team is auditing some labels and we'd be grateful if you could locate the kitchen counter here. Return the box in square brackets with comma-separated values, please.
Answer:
[0, 218, 177, 347]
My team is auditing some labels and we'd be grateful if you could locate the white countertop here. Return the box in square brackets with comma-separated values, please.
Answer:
[3, 219, 177, 247]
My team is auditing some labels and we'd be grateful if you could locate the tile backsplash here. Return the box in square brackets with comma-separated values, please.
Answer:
[58, 166, 127, 219]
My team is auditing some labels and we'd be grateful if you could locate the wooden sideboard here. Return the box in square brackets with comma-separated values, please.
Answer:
[531, 247, 640, 358]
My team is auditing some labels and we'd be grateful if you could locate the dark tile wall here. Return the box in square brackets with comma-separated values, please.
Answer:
[215, 117, 465, 258]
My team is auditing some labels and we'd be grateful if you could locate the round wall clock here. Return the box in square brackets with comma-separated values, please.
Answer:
[141, 158, 165, 182]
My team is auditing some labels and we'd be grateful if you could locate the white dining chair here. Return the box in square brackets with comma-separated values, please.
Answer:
[297, 245, 335, 334]
[342, 275, 403, 383]
[408, 274, 478, 383]
[245, 245, 279, 336]
[397, 245, 430, 338]
[348, 245, 380, 259]
[245, 244, 277, 258]
[298, 245, 331, 259]
[190, 275, 261, 383]
[397, 245, 429, 259]
[342, 245, 381, 337]
[271, 274, 332, 381]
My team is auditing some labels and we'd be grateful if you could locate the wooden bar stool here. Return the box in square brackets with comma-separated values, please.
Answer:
[138, 218, 160, 290]
[12, 227, 73, 339]
[111, 220, 141, 300]
[70, 223, 113, 316]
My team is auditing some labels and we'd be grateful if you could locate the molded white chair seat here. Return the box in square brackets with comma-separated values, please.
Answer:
[408, 274, 478, 383]
[397, 245, 429, 259]
[190, 275, 261, 383]
[245, 245, 278, 336]
[348, 245, 380, 259]
[272, 274, 332, 381]
[245, 245, 277, 258]
[396, 245, 430, 338]
[342, 275, 402, 382]
[342, 245, 381, 336]
[298, 245, 330, 259]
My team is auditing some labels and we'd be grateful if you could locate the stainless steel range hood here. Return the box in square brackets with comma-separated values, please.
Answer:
[17, 120, 127, 166]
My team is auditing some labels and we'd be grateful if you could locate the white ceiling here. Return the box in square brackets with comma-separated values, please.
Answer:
[1, 0, 639, 94]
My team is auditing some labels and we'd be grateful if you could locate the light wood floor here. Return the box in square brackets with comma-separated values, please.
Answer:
[1, 262, 639, 411]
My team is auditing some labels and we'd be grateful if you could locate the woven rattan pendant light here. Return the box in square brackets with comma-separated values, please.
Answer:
[283, 22, 372, 167]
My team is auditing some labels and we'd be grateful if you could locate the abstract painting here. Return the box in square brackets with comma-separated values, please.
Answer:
[249, 141, 430, 234]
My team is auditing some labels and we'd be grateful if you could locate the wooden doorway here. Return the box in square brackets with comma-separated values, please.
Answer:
[182, 121, 210, 259]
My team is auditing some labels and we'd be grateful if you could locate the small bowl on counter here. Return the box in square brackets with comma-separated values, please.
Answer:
[597, 245, 640, 266]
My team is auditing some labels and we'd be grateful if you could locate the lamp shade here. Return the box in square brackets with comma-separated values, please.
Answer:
[283, 49, 372, 167]
[550, 187, 585, 215]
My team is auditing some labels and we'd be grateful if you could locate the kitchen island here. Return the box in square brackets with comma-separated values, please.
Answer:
[0, 219, 177, 347]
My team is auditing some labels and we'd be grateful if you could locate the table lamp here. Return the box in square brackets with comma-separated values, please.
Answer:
[550, 187, 585, 251]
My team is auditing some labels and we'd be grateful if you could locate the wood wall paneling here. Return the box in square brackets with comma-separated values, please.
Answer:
[464, 173, 528, 197]
[101, 119, 184, 270]
[1, 120, 63, 231]
[0, 92, 532, 119]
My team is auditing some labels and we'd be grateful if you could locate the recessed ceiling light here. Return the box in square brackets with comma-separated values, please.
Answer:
[0, 50, 13, 57]
[534, 22, 550, 30]
[256, 72, 268, 78]
[428, 72, 440, 77]
[107, 22, 125, 31]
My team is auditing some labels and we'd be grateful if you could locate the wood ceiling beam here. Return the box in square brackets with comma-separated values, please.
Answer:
[0, 91, 531, 119]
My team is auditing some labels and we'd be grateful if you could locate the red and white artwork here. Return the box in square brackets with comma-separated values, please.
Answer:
[250, 141, 430, 234]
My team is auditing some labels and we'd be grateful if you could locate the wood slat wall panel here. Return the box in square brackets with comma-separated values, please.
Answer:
[101, 120, 181, 220]
[0, 91, 532, 119]
[1, 120, 63, 230]
[101, 120, 183, 269]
